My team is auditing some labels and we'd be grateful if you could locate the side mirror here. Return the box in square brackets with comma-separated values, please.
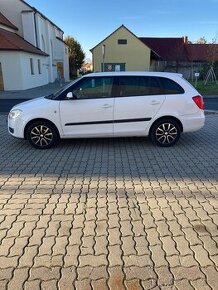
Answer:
[66, 92, 74, 99]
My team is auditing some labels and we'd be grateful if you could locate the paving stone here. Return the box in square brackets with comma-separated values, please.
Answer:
[155, 266, 174, 287]
[18, 246, 38, 268]
[191, 244, 214, 267]
[161, 236, 179, 256]
[108, 266, 125, 290]
[171, 266, 205, 281]
[79, 254, 107, 267]
[7, 268, 29, 290]
[124, 266, 156, 281]
[190, 278, 212, 290]
[108, 228, 121, 245]
[146, 228, 161, 246]
[173, 235, 193, 256]
[41, 279, 57, 290]
[108, 245, 123, 267]
[30, 266, 61, 281]
[124, 279, 144, 290]
[201, 266, 218, 290]
[174, 279, 194, 290]
[64, 245, 80, 267]
[150, 245, 168, 267]
[91, 278, 108, 290]
[24, 279, 41, 290]
[74, 279, 92, 290]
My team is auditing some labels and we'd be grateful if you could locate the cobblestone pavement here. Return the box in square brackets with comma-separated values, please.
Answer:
[0, 115, 218, 290]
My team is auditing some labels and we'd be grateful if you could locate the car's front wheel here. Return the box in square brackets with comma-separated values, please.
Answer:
[26, 121, 59, 149]
[150, 119, 181, 147]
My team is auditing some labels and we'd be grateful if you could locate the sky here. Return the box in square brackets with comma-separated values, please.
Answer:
[26, 0, 218, 60]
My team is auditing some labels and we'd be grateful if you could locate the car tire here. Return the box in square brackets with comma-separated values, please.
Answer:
[150, 119, 181, 147]
[26, 121, 59, 149]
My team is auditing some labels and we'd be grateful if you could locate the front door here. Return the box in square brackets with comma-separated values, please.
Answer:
[114, 76, 165, 136]
[57, 62, 64, 78]
[59, 76, 114, 137]
[0, 63, 4, 91]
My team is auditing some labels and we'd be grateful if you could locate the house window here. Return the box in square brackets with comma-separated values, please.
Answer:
[118, 39, 127, 45]
[102, 63, 125, 72]
[38, 59, 41, 74]
[30, 58, 34, 75]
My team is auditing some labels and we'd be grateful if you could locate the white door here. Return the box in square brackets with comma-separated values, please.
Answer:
[114, 76, 165, 136]
[59, 76, 114, 137]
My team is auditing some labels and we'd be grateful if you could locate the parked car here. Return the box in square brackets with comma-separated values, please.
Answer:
[8, 71, 205, 149]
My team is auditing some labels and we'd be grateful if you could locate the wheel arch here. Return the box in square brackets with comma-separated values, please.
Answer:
[24, 118, 60, 140]
[149, 115, 183, 136]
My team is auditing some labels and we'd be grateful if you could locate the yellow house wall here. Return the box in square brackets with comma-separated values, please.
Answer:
[92, 26, 151, 72]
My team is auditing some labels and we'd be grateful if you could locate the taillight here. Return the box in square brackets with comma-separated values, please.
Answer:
[192, 95, 204, 110]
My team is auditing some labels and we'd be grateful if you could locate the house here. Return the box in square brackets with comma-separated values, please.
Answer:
[90, 25, 159, 73]
[81, 62, 93, 73]
[0, 0, 69, 91]
[91, 25, 218, 79]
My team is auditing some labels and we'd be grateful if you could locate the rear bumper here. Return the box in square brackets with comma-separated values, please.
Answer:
[181, 112, 205, 133]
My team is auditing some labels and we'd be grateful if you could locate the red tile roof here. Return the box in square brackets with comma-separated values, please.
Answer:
[0, 12, 18, 30]
[186, 44, 218, 62]
[139, 37, 188, 61]
[0, 28, 48, 56]
[139, 37, 218, 62]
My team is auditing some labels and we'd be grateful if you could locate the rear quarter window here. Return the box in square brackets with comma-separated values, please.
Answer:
[159, 77, 185, 94]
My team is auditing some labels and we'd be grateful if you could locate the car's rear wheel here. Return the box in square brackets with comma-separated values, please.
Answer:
[150, 119, 181, 147]
[26, 121, 59, 149]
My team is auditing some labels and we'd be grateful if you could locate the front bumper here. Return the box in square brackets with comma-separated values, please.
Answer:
[8, 115, 25, 139]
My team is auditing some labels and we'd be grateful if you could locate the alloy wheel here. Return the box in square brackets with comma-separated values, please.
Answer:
[30, 125, 53, 147]
[155, 123, 178, 145]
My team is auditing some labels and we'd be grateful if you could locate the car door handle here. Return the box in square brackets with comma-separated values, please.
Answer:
[151, 100, 161, 105]
[102, 104, 112, 108]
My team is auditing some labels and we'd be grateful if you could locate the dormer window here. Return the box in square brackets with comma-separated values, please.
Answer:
[118, 39, 127, 45]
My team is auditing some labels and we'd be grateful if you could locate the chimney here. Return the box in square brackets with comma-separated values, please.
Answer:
[183, 36, 188, 44]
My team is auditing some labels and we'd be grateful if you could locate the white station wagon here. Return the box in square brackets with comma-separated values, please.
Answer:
[8, 72, 205, 149]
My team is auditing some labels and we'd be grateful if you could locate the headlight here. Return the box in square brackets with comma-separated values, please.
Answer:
[8, 109, 22, 119]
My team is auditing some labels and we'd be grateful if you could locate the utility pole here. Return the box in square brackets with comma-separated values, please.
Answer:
[102, 44, 106, 72]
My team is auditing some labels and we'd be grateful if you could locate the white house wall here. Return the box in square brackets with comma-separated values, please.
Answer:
[0, 0, 28, 37]
[20, 52, 48, 90]
[0, 51, 48, 90]
[21, 11, 37, 47]
[0, 52, 23, 90]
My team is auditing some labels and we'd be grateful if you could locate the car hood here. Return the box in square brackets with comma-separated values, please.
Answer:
[11, 97, 54, 111]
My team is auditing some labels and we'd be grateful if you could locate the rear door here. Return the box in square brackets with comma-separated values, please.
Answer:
[113, 76, 165, 136]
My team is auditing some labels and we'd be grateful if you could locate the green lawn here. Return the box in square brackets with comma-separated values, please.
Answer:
[190, 80, 218, 95]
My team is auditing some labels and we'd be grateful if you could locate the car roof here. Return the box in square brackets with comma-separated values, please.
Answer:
[84, 71, 183, 78]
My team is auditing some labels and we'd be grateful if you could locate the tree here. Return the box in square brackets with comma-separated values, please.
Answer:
[196, 37, 207, 44]
[64, 36, 85, 78]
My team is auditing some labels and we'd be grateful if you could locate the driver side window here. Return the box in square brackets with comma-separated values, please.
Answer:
[72, 77, 113, 99]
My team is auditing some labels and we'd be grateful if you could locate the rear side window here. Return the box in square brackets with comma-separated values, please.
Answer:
[159, 77, 185, 94]
[116, 76, 162, 97]
[115, 76, 184, 97]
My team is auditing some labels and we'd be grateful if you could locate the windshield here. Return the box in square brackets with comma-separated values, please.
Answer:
[45, 78, 79, 100]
